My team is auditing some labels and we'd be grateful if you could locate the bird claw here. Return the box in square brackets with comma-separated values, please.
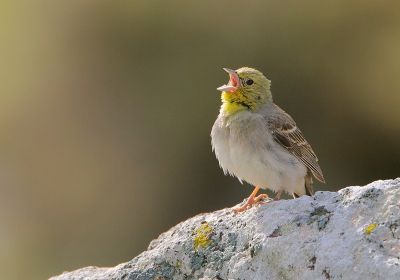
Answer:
[232, 189, 270, 213]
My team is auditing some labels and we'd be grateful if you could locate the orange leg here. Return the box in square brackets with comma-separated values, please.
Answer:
[273, 186, 284, 201]
[233, 186, 269, 213]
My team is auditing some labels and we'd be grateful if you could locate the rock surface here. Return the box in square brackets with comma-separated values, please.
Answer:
[50, 179, 400, 280]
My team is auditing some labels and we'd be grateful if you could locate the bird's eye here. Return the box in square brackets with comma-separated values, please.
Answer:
[246, 79, 254, 85]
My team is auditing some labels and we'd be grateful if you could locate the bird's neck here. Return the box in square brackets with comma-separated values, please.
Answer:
[220, 91, 272, 116]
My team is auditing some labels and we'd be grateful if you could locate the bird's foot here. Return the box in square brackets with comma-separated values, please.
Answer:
[233, 186, 269, 213]
[273, 186, 284, 201]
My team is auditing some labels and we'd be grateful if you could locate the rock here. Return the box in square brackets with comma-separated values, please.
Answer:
[50, 179, 400, 280]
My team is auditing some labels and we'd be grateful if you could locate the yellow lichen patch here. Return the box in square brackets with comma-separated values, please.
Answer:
[193, 223, 213, 250]
[365, 224, 378, 234]
[175, 262, 180, 268]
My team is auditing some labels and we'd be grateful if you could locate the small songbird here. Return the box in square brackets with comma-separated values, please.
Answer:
[211, 67, 325, 212]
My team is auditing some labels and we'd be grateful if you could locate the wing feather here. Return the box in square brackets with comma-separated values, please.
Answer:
[267, 105, 325, 183]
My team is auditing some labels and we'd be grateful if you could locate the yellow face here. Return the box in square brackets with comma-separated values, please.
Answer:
[217, 67, 272, 114]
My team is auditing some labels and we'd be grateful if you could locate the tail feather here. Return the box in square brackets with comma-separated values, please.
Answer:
[293, 170, 314, 198]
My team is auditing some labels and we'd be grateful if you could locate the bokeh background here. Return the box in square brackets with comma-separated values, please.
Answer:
[1, 1, 399, 279]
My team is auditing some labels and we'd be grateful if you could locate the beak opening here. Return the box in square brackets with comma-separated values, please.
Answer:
[217, 68, 239, 92]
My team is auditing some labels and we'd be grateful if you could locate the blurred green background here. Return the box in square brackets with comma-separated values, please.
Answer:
[1, 1, 399, 279]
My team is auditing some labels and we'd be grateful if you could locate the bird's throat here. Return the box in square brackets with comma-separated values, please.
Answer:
[221, 91, 252, 114]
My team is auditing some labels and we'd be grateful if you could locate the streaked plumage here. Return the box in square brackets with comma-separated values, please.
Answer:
[211, 67, 325, 211]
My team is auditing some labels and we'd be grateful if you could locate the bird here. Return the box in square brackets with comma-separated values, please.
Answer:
[211, 67, 325, 212]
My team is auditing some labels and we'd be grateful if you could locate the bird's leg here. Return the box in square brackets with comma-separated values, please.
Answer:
[273, 186, 284, 201]
[233, 186, 268, 213]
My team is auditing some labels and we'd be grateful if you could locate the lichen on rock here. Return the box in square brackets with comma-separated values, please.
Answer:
[50, 179, 400, 280]
[193, 223, 213, 250]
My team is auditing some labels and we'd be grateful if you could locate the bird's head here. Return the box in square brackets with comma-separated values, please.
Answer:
[217, 67, 272, 114]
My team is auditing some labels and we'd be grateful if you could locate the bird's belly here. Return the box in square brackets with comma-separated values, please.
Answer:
[230, 142, 307, 193]
[218, 113, 307, 194]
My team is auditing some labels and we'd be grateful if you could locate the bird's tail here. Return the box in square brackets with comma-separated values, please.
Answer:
[292, 171, 314, 198]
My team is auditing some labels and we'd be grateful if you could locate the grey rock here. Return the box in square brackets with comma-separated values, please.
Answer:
[50, 179, 400, 280]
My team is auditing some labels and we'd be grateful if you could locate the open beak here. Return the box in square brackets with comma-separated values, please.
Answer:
[217, 68, 239, 92]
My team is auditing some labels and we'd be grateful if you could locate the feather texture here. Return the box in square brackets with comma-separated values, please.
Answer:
[212, 67, 325, 209]
[266, 104, 325, 184]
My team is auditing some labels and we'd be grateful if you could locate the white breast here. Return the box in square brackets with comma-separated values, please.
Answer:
[211, 111, 307, 195]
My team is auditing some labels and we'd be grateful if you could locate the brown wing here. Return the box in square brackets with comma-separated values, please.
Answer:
[267, 105, 325, 183]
